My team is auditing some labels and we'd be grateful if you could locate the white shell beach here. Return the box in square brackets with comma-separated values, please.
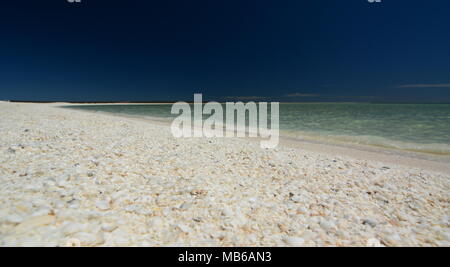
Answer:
[0, 101, 449, 247]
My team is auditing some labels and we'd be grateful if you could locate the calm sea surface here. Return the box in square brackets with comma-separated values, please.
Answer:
[64, 103, 450, 155]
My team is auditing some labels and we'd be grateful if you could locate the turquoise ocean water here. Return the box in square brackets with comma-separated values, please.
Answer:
[64, 103, 450, 155]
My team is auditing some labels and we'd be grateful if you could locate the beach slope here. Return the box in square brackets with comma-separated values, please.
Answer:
[0, 102, 448, 246]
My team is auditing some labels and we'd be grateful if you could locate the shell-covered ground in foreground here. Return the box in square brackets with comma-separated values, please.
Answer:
[0, 102, 449, 247]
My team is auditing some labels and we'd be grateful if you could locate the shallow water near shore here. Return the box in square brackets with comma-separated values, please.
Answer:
[63, 103, 450, 155]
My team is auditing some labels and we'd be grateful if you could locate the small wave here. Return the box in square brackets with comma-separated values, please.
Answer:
[280, 130, 450, 155]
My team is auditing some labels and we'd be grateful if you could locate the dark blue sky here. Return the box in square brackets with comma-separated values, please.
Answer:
[1, 0, 449, 102]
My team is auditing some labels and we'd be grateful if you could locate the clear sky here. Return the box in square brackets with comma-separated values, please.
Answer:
[1, 0, 449, 102]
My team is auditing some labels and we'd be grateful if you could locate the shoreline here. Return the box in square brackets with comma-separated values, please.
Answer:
[1, 102, 449, 247]
[59, 103, 450, 174]
[58, 102, 450, 158]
